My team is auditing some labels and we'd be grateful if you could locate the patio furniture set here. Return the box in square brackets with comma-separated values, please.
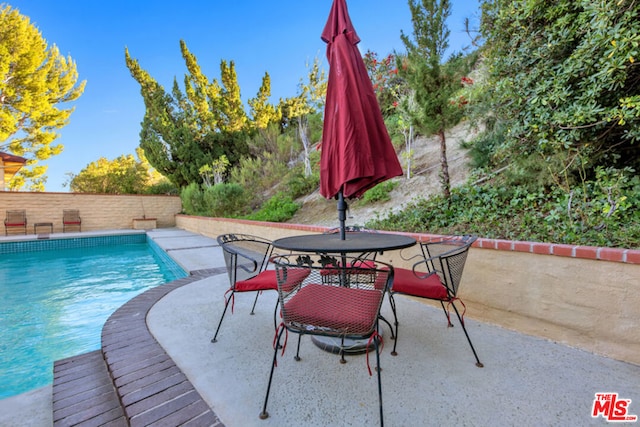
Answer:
[212, 231, 481, 426]
[3, 209, 81, 235]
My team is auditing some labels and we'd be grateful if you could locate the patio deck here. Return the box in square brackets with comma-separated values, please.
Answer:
[1, 228, 639, 426]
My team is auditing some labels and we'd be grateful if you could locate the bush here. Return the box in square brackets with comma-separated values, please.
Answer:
[180, 183, 206, 215]
[358, 180, 398, 204]
[203, 183, 250, 217]
[244, 192, 300, 222]
[285, 170, 319, 199]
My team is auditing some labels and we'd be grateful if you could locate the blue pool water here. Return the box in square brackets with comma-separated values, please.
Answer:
[0, 235, 187, 399]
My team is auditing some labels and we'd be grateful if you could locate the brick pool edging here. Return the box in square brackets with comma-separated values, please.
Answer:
[100, 268, 227, 427]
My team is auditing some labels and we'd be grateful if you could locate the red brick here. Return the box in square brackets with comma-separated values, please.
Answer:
[598, 247, 625, 262]
[626, 249, 640, 264]
[551, 244, 575, 258]
[513, 241, 533, 253]
[575, 245, 598, 260]
[496, 240, 513, 251]
[532, 243, 552, 255]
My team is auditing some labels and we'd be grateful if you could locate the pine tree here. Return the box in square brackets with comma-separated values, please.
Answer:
[399, 0, 466, 200]
[0, 5, 85, 190]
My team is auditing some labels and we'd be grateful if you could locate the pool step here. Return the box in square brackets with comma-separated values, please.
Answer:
[52, 350, 127, 426]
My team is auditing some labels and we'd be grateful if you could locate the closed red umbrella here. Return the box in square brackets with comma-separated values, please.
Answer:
[320, 0, 403, 238]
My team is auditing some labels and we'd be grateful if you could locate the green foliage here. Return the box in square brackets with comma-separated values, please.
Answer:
[144, 179, 179, 195]
[70, 154, 150, 194]
[0, 5, 85, 190]
[358, 181, 398, 205]
[285, 168, 319, 199]
[180, 183, 206, 215]
[478, 0, 640, 183]
[244, 192, 300, 222]
[203, 183, 250, 217]
[229, 152, 289, 208]
[366, 167, 640, 249]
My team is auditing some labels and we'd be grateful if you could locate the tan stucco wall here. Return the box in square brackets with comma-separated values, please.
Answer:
[176, 215, 640, 366]
[1, 191, 182, 233]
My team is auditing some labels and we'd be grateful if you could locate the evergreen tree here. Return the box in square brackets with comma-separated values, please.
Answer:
[0, 5, 85, 190]
[399, 0, 472, 199]
[125, 42, 254, 188]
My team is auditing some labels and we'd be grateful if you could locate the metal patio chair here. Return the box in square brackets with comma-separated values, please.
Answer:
[62, 209, 81, 232]
[4, 210, 27, 235]
[260, 253, 394, 426]
[388, 235, 483, 367]
[212, 234, 287, 343]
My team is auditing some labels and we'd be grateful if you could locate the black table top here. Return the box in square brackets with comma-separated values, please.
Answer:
[272, 232, 416, 254]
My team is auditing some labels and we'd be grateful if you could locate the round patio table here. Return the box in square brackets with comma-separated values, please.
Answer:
[272, 232, 416, 255]
[272, 232, 416, 354]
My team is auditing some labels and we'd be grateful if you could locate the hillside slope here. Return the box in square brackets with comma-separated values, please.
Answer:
[287, 121, 479, 228]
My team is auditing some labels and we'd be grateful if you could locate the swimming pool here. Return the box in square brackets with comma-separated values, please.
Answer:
[0, 234, 187, 399]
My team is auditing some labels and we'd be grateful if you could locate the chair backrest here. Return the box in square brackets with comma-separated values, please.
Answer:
[63, 209, 81, 223]
[217, 234, 274, 286]
[271, 253, 393, 338]
[420, 235, 477, 296]
[5, 210, 26, 224]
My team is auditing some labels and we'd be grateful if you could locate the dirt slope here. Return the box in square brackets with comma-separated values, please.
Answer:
[287, 121, 479, 228]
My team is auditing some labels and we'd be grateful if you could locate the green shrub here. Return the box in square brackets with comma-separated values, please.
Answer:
[359, 181, 398, 204]
[180, 183, 206, 215]
[203, 183, 250, 217]
[245, 192, 300, 222]
[285, 170, 319, 199]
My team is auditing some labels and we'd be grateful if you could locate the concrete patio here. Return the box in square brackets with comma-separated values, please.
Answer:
[0, 228, 638, 426]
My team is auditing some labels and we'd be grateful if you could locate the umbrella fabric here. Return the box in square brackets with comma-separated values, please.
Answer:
[319, 0, 403, 200]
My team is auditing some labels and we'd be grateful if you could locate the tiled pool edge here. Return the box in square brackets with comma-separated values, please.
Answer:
[100, 268, 227, 426]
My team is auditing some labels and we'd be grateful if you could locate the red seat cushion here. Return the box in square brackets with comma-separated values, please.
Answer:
[64, 221, 81, 225]
[392, 268, 449, 300]
[235, 268, 310, 292]
[235, 270, 278, 292]
[283, 283, 381, 335]
[5, 223, 25, 226]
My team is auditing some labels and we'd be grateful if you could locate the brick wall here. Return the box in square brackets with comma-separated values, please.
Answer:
[176, 214, 640, 366]
[1, 191, 182, 233]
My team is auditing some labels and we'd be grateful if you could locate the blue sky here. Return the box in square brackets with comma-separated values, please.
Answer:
[7, 0, 481, 192]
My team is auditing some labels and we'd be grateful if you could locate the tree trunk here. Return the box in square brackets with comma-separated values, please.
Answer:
[297, 116, 312, 177]
[438, 129, 451, 200]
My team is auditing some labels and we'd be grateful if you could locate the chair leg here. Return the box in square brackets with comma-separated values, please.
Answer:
[211, 291, 234, 343]
[294, 334, 302, 361]
[388, 294, 400, 356]
[260, 326, 285, 420]
[440, 301, 453, 327]
[250, 291, 261, 315]
[378, 315, 395, 340]
[374, 323, 384, 427]
[449, 301, 484, 368]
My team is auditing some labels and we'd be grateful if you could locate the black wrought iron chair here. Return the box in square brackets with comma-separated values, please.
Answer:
[211, 234, 279, 343]
[4, 210, 27, 235]
[260, 253, 393, 426]
[388, 235, 483, 367]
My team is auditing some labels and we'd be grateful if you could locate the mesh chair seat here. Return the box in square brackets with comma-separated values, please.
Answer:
[283, 283, 382, 335]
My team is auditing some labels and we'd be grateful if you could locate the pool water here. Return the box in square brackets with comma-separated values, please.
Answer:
[0, 241, 186, 399]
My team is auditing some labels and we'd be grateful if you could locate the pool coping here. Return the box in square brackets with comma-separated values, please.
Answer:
[100, 268, 227, 426]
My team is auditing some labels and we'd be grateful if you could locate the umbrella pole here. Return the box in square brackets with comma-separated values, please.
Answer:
[338, 190, 347, 240]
